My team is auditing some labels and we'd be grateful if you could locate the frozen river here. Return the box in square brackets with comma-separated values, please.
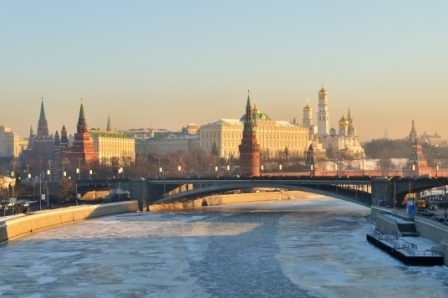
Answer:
[1, 196, 447, 297]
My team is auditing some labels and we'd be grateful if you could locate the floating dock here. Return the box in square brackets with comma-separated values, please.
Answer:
[366, 232, 444, 266]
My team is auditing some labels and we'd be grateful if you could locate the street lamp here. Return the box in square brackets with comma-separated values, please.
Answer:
[89, 169, 93, 179]
[159, 167, 163, 176]
[177, 165, 182, 173]
[76, 168, 80, 180]
[118, 167, 124, 179]
[10, 171, 15, 198]
[279, 164, 283, 171]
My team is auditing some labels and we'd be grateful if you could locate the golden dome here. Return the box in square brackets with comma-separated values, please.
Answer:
[339, 116, 349, 127]
[303, 104, 311, 112]
[319, 87, 328, 96]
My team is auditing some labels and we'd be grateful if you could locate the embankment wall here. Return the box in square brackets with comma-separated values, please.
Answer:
[0, 201, 138, 243]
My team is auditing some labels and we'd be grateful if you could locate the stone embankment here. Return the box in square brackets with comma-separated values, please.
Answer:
[0, 201, 138, 243]
[149, 190, 324, 212]
[371, 206, 448, 265]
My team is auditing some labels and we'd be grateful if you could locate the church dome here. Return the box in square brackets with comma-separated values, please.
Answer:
[339, 116, 349, 127]
[303, 104, 311, 112]
[319, 87, 328, 97]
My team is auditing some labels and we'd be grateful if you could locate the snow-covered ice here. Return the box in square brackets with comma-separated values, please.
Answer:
[0, 196, 447, 297]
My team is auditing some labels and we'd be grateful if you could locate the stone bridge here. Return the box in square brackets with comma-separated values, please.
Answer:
[75, 176, 448, 210]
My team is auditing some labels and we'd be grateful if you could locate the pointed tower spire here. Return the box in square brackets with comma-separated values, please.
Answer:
[37, 97, 49, 138]
[61, 125, 68, 144]
[54, 130, 60, 146]
[246, 89, 252, 117]
[409, 120, 417, 144]
[77, 98, 88, 134]
[29, 125, 34, 137]
[106, 116, 111, 131]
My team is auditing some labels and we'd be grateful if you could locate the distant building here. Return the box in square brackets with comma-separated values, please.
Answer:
[200, 103, 308, 159]
[89, 129, 135, 165]
[420, 132, 443, 147]
[305, 87, 365, 158]
[0, 126, 24, 158]
[136, 132, 199, 156]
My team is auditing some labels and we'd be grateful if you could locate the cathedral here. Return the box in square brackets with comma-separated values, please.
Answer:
[303, 87, 365, 159]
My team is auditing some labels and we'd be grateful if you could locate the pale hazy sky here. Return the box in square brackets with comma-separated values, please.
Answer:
[1, 1, 447, 141]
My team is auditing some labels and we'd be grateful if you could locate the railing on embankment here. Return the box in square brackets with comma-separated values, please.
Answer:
[0, 201, 139, 243]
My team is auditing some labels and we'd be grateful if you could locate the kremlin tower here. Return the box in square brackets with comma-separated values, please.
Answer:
[239, 92, 260, 177]
[405, 120, 428, 177]
[68, 100, 97, 164]
[31, 98, 54, 159]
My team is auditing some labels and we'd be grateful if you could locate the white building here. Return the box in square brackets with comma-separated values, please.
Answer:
[0, 126, 24, 158]
[317, 87, 330, 136]
[305, 87, 365, 158]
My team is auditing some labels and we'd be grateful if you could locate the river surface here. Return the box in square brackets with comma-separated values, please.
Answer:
[1, 197, 447, 297]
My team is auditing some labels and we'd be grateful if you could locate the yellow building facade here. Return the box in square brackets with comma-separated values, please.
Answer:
[89, 130, 135, 165]
[200, 107, 308, 159]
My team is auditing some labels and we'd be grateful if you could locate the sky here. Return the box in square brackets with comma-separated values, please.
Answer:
[0, 0, 447, 141]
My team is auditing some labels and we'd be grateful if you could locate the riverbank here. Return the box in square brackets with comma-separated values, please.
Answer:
[370, 206, 448, 265]
[0, 200, 138, 243]
[148, 190, 326, 212]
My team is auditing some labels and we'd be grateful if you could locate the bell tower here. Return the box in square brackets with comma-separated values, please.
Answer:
[317, 87, 329, 137]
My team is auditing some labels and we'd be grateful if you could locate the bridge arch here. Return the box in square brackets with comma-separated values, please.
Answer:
[151, 181, 371, 207]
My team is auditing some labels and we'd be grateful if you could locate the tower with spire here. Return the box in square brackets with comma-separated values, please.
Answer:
[405, 120, 428, 177]
[30, 97, 54, 160]
[37, 97, 49, 138]
[69, 99, 98, 165]
[239, 91, 260, 177]
[106, 116, 112, 131]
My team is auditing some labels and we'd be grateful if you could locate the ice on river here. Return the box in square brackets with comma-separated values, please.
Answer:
[0, 196, 447, 297]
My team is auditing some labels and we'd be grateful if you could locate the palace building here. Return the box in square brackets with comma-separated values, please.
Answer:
[199, 102, 308, 159]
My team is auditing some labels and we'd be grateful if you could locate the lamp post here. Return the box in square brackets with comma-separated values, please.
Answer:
[177, 165, 182, 176]
[10, 171, 15, 198]
[39, 174, 42, 210]
[159, 167, 163, 177]
[310, 164, 314, 177]
[279, 164, 283, 172]
[89, 169, 93, 179]
[436, 165, 439, 178]
[214, 166, 218, 176]
[118, 167, 124, 179]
